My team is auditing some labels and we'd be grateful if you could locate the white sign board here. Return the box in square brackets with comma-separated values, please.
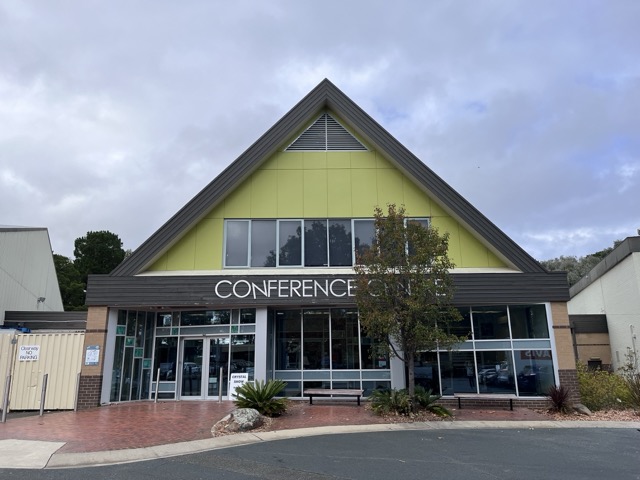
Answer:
[19, 345, 40, 361]
[229, 373, 249, 398]
[85, 345, 100, 366]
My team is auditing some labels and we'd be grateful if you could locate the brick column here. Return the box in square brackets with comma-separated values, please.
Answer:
[77, 306, 109, 409]
[551, 302, 581, 403]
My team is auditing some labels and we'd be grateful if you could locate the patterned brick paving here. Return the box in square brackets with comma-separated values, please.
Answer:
[0, 401, 235, 453]
[0, 400, 549, 454]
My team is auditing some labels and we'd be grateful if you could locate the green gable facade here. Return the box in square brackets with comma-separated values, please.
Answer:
[79, 80, 575, 409]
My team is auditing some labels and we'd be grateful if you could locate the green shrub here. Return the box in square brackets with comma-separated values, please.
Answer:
[624, 373, 640, 409]
[577, 362, 629, 411]
[370, 387, 451, 417]
[370, 388, 411, 415]
[233, 380, 288, 417]
[414, 386, 452, 417]
[547, 384, 572, 413]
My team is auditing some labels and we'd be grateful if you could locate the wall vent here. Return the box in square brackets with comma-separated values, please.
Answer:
[286, 113, 367, 151]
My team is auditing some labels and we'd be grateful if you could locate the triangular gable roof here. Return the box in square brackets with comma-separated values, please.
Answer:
[113, 79, 545, 276]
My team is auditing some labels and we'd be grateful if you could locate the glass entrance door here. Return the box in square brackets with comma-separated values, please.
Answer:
[180, 337, 229, 399]
[181, 339, 204, 397]
[207, 337, 229, 398]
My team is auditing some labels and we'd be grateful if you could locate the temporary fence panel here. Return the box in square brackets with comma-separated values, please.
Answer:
[9, 332, 84, 410]
[0, 332, 16, 404]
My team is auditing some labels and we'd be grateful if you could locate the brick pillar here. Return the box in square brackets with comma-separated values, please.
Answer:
[551, 302, 581, 402]
[77, 306, 109, 409]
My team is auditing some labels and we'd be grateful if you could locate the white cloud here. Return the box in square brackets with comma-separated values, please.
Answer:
[0, 1, 638, 261]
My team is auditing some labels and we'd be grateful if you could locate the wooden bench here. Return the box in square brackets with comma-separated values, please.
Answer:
[453, 393, 517, 411]
[304, 388, 364, 406]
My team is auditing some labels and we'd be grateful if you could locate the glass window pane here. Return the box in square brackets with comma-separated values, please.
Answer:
[407, 218, 430, 257]
[329, 219, 352, 266]
[449, 307, 472, 339]
[231, 335, 255, 381]
[331, 308, 360, 369]
[439, 351, 476, 394]
[415, 351, 440, 394]
[304, 220, 328, 266]
[180, 310, 230, 326]
[360, 330, 389, 370]
[509, 305, 549, 339]
[251, 220, 276, 267]
[279, 221, 302, 266]
[120, 347, 133, 401]
[276, 310, 301, 370]
[472, 306, 510, 340]
[110, 336, 125, 402]
[240, 308, 256, 324]
[303, 310, 330, 369]
[354, 220, 375, 261]
[515, 350, 555, 396]
[154, 337, 178, 381]
[225, 221, 249, 266]
[475, 351, 516, 394]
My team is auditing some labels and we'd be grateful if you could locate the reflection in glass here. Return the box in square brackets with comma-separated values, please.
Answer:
[415, 351, 440, 393]
[279, 220, 302, 266]
[181, 310, 230, 326]
[225, 221, 249, 266]
[251, 220, 276, 267]
[304, 220, 328, 266]
[303, 310, 330, 369]
[276, 310, 302, 369]
[329, 220, 352, 266]
[475, 351, 516, 394]
[182, 339, 203, 397]
[439, 351, 476, 394]
[515, 349, 555, 396]
[154, 337, 178, 381]
[208, 337, 229, 396]
[360, 332, 389, 370]
[472, 306, 510, 340]
[354, 220, 375, 261]
[230, 335, 255, 381]
[110, 336, 125, 402]
[509, 305, 549, 339]
[331, 308, 360, 369]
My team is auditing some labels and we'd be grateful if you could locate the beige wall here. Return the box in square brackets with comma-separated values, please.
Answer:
[81, 306, 109, 377]
[551, 302, 576, 370]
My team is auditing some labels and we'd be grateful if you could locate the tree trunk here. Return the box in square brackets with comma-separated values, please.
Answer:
[407, 352, 416, 412]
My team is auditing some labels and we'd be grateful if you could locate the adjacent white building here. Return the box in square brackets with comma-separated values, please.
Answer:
[568, 237, 640, 371]
[0, 226, 64, 323]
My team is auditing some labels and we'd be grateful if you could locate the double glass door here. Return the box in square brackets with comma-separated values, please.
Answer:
[180, 337, 229, 399]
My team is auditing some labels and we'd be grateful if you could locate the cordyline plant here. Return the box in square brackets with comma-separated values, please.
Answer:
[354, 204, 465, 410]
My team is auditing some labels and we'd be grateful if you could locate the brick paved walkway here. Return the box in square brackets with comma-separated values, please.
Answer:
[0, 400, 550, 454]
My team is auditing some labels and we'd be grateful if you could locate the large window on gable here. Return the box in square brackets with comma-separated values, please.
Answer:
[223, 217, 428, 268]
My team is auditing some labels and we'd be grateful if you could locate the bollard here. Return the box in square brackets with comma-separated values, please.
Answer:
[1, 375, 11, 423]
[154, 368, 160, 403]
[40, 373, 48, 417]
[74, 372, 81, 411]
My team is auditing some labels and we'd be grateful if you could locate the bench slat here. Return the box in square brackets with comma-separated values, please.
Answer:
[303, 388, 364, 406]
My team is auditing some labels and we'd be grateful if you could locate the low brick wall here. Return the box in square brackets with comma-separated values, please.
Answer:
[438, 397, 550, 410]
[77, 375, 103, 410]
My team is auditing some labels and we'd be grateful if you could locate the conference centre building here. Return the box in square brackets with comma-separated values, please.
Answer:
[79, 80, 572, 410]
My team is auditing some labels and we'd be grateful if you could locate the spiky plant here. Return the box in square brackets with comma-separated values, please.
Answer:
[547, 384, 572, 414]
[413, 386, 452, 417]
[233, 380, 288, 417]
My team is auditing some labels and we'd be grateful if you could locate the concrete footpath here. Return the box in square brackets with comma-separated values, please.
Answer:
[1, 401, 638, 469]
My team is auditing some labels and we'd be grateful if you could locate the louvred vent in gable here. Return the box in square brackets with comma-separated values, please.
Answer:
[286, 113, 367, 151]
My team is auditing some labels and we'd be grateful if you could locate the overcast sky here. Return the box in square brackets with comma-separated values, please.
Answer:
[1, 1, 638, 263]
